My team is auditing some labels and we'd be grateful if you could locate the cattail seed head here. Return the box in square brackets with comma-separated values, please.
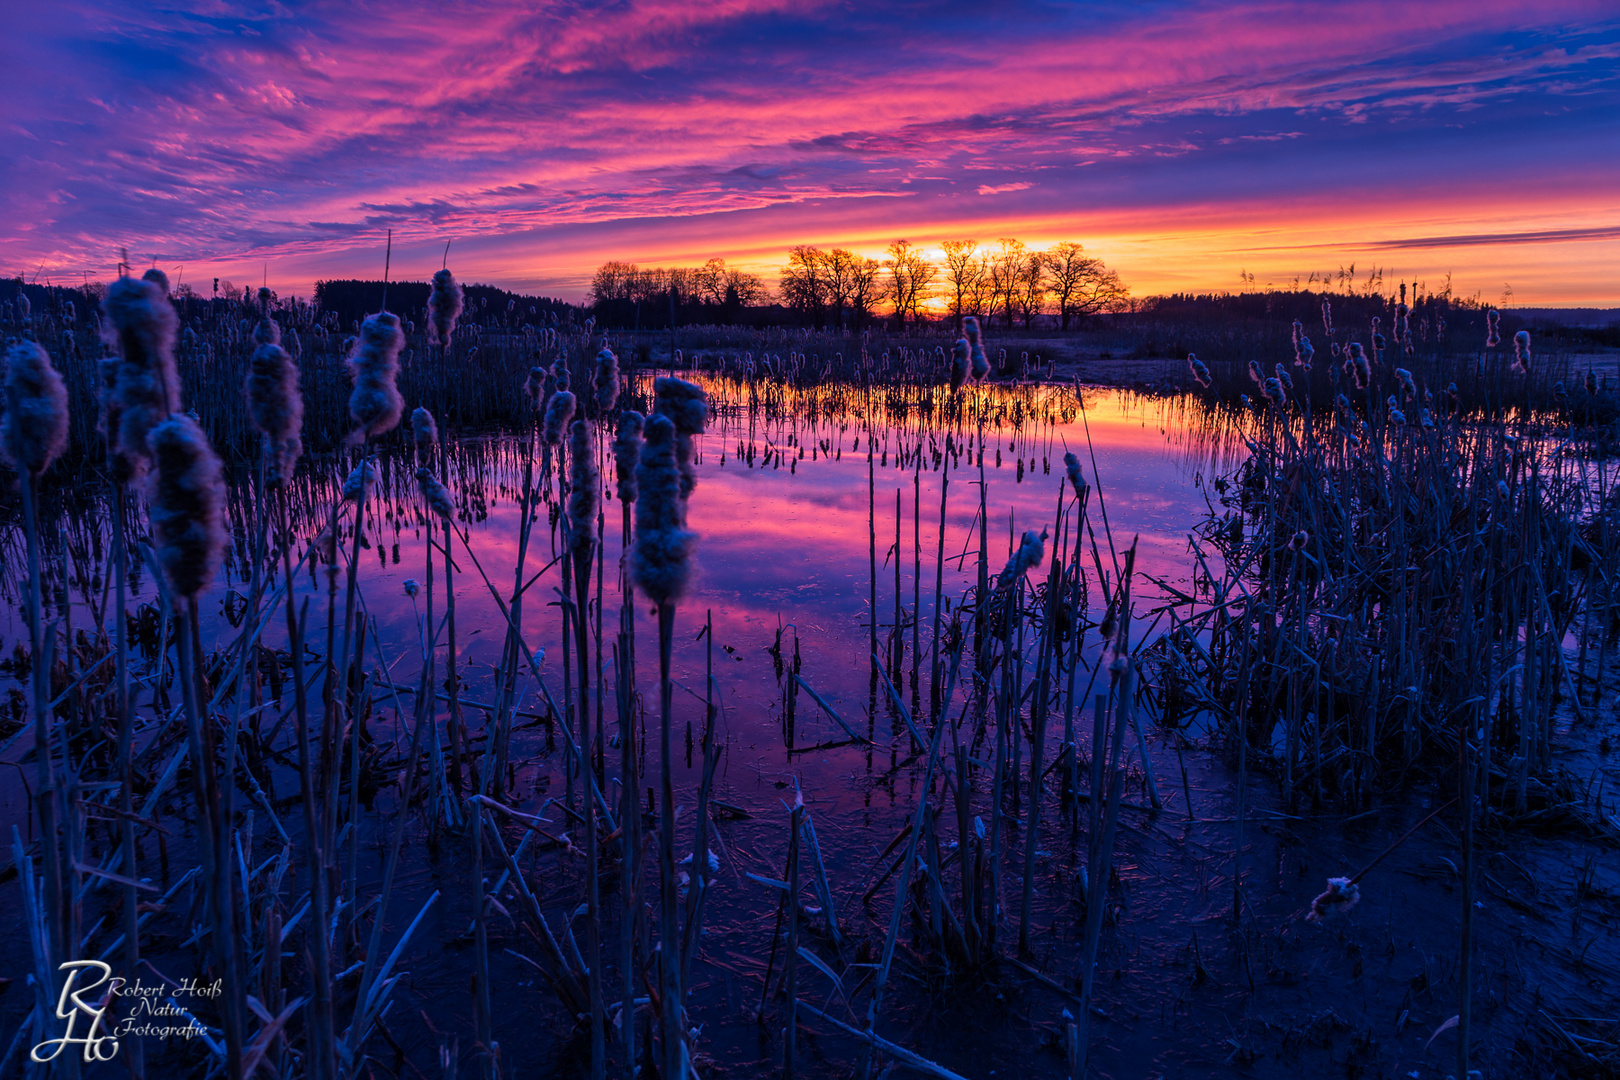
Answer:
[1395, 368, 1416, 400]
[346, 311, 405, 443]
[566, 419, 600, 555]
[1247, 359, 1264, 385]
[253, 316, 281, 345]
[1263, 377, 1286, 409]
[1, 340, 69, 477]
[1290, 529, 1309, 551]
[102, 275, 180, 476]
[593, 346, 620, 413]
[1298, 337, 1314, 369]
[553, 357, 571, 393]
[244, 339, 303, 487]
[963, 316, 989, 381]
[1512, 329, 1531, 373]
[1306, 877, 1360, 921]
[147, 414, 227, 599]
[614, 410, 643, 503]
[411, 407, 439, 457]
[524, 365, 547, 410]
[426, 268, 464, 347]
[142, 268, 170, 295]
[1486, 309, 1501, 348]
[403, 578, 419, 598]
[997, 529, 1046, 590]
[1063, 451, 1088, 501]
[544, 389, 576, 446]
[1274, 364, 1293, 392]
[1187, 353, 1210, 388]
[654, 376, 708, 499]
[343, 460, 377, 502]
[415, 466, 454, 518]
[631, 413, 695, 604]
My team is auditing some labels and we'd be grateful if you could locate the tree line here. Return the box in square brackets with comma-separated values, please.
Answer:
[588, 238, 1129, 331]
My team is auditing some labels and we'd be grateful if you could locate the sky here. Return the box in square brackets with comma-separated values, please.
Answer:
[2, 0, 1618, 305]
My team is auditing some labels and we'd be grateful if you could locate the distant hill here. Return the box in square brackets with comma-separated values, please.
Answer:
[1510, 308, 1620, 329]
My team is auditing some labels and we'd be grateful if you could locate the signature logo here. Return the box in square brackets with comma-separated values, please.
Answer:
[31, 961, 121, 1064]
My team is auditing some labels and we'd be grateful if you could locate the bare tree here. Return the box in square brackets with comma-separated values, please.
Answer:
[849, 256, 882, 331]
[1014, 251, 1048, 328]
[780, 245, 829, 327]
[1047, 242, 1130, 327]
[987, 238, 1027, 328]
[820, 248, 858, 329]
[885, 240, 938, 328]
[693, 258, 729, 306]
[941, 240, 982, 326]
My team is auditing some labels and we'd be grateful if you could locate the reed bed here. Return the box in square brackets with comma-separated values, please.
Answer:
[0, 274, 1615, 1080]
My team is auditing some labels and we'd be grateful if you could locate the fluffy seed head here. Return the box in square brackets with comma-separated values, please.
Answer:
[253, 316, 281, 345]
[411, 407, 439, 457]
[593, 346, 620, 413]
[963, 316, 989, 381]
[544, 389, 576, 446]
[1274, 364, 1293, 392]
[524, 365, 548, 410]
[1486, 309, 1501, 348]
[614, 410, 644, 503]
[1512, 329, 1532, 373]
[415, 467, 454, 518]
[566, 419, 600, 555]
[1306, 877, 1360, 921]
[1, 340, 69, 477]
[343, 461, 377, 502]
[1063, 451, 1088, 501]
[427, 269, 465, 348]
[996, 529, 1047, 591]
[631, 413, 695, 604]
[1247, 359, 1264, 385]
[346, 311, 405, 442]
[141, 268, 170, 295]
[1187, 353, 1210, 388]
[552, 357, 571, 393]
[147, 414, 227, 599]
[102, 275, 180, 476]
[1395, 368, 1416, 400]
[244, 341, 303, 486]
[1263, 377, 1287, 409]
[654, 376, 708, 499]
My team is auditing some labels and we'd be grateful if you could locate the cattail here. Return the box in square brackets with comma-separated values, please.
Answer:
[102, 275, 180, 475]
[1586, 370, 1599, 396]
[1306, 877, 1360, 921]
[1511, 330, 1531, 373]
[1485, 309, 1501, 348]
[1321, 299, 1333, 335]
[1240, 393, 1251, 407]
[631, 413, 695, 603]
[553, 357, 571, 393]
[1389, 407, 1406, 425]
[244, 336, 303, 487]
[594, 346, 620, 413]
[1291, 319, 1303, 357]
[411, 407, 439, 456]
[524, 366, 547, 410]
[343, 461, 377, 502]
[949, 338, 970, 392]
[567, 419, 600, 555]
[346, 311, 404, 442]
[15, 293, 30, 321]
[147, 414, 227, 599]
[544, 389, 576, 446]
[1289, 530, 1309, 551]
[1, 340, 69, 477]
[614, 410, 644, 502]
[286, 326, 301, 359]
[1395, 368, 1416, 400]
[403, 578, 420, 598]
[1419, 409, 1435, 428]
[1063, 451, 1088, 501]
[1297, 336, 1314, 369]
[964, 316, 989, 381]
[1247, 359, 1264, 386]
[1262, 377, 1286, 409]
[1274, 364, 1293, 392]
[1186, 353, 1210, 388]
[253, 316, 280, 346]
[653, 376, 707, 498]
[1345, 343, 1370, 389]
[416, 467, 454, 518]
[426, 268, 464, 347]
[142, 268, 170, 296]
[996, 529, 1046, 591]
